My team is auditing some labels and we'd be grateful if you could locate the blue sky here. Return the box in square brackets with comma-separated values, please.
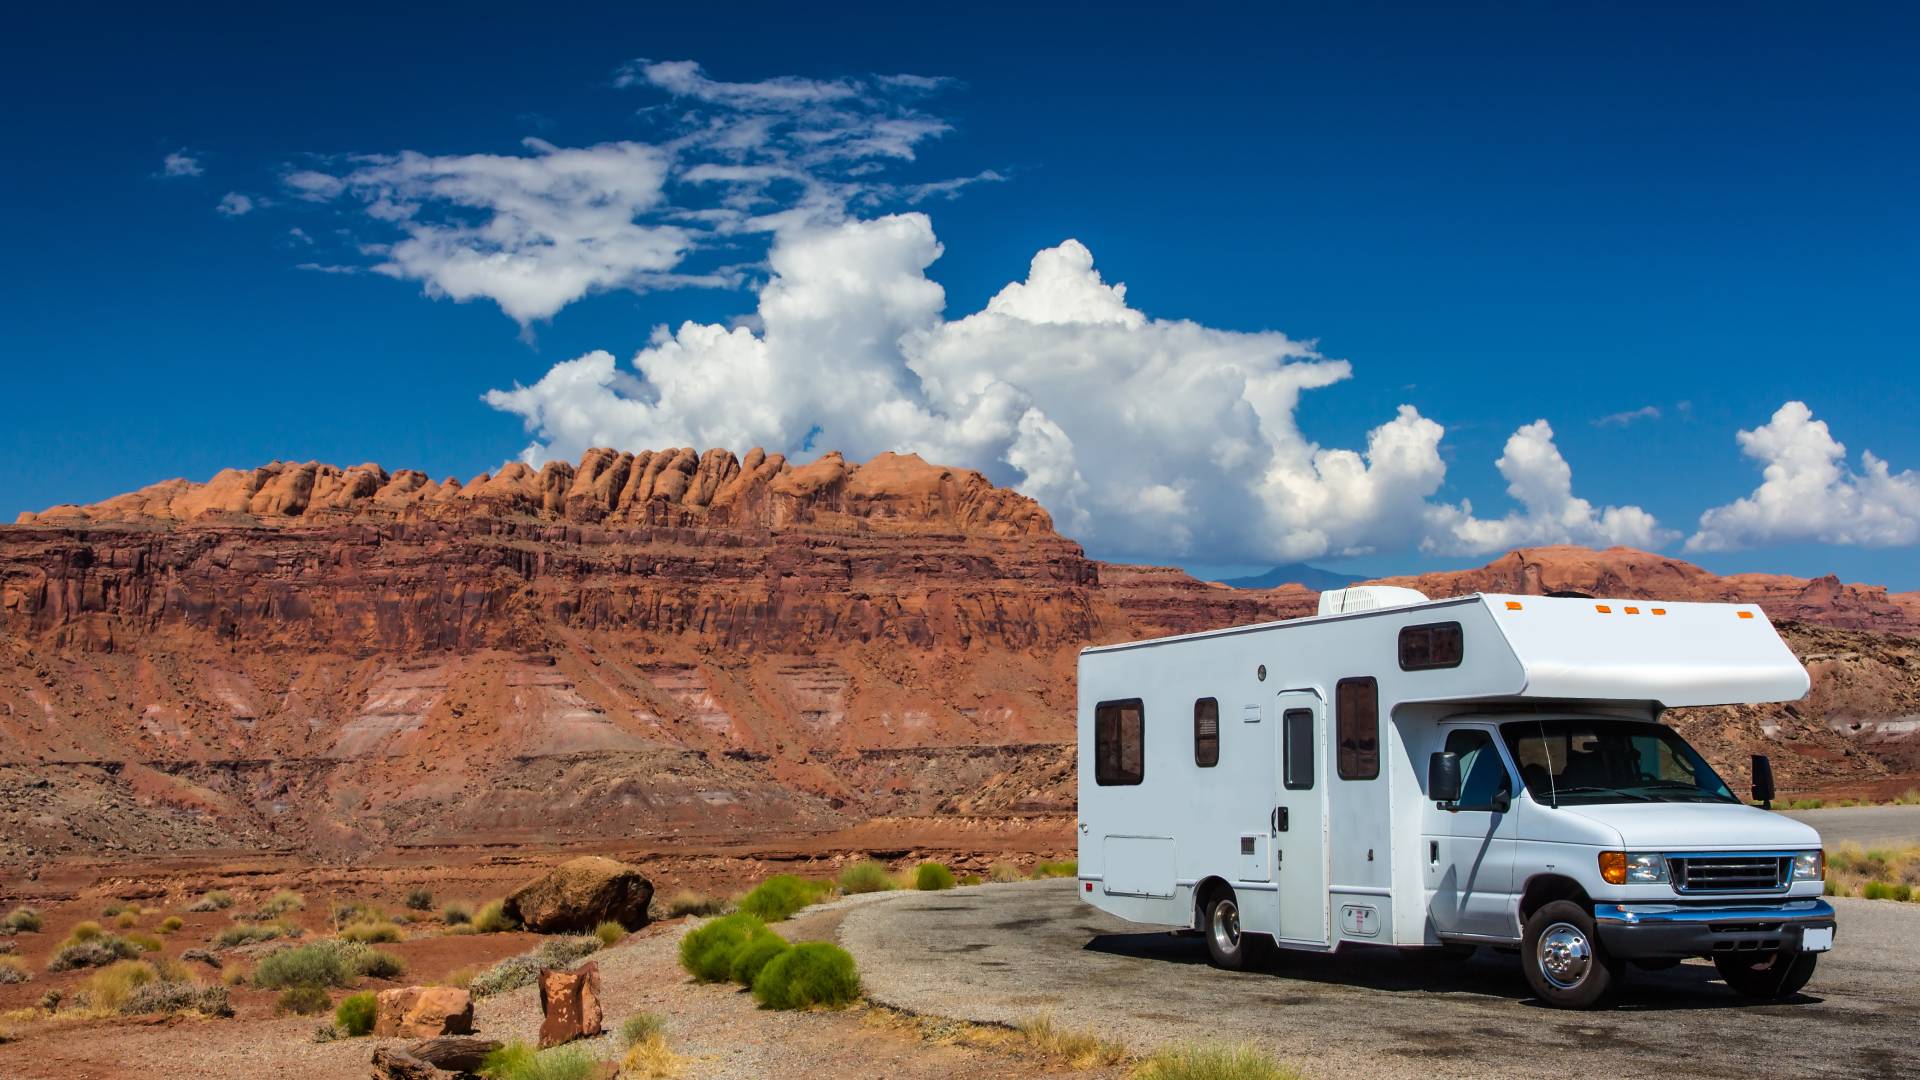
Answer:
[4, 4, 1917, 585]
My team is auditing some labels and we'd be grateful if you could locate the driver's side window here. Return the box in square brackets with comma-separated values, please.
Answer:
[1445, 729, 1512, 812]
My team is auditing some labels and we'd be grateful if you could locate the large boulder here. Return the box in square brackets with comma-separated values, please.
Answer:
[536, 961, 603, 1049]
[504, 856, 653, 933]
[374, 986, 474, 1039]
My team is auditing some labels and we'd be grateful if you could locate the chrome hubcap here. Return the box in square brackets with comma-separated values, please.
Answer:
[1538, 922, 1592, 989]
[1211, 898, 1241, 954]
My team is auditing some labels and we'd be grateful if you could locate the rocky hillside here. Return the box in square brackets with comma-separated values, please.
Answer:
[3, 452, 1917, 867]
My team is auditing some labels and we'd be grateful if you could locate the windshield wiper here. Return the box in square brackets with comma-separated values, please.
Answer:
[1622, 781, 1737, 803]
[1548, 785, 1654, 802]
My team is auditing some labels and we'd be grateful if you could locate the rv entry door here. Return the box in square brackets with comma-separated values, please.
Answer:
[1273, 690, 1330, 945]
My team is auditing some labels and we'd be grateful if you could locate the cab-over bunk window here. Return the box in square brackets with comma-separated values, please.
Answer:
[1398, 621, 1463, 670]
[1193, 698, 1219, 767]
[1095, 699, 1145, 785]
[1335, 677, 1379, 780]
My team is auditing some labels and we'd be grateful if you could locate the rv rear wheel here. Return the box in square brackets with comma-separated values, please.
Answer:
[1715, 949, 1817, 1000]
[1521, 900, 1621, 1009]
[1202, 888, 1267, 970]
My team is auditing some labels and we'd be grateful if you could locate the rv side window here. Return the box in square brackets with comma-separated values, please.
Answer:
[1335, 677, 1379, 780]
[1283, 709, 1314, 789]
[1193, 698, 1219, 767]
[1095, 699, 1145, 786]
[1399, 622, 1463, 670]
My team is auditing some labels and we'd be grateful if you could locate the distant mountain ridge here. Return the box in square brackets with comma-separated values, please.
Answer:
[1216, 562, 1365, 591]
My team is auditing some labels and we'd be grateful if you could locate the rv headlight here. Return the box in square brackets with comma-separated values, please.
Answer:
[1599, 851, 1668, 885]
[1792, 850, 1824, 882]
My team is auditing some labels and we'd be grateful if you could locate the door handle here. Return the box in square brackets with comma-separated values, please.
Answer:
[1271, 806, 1289, 832]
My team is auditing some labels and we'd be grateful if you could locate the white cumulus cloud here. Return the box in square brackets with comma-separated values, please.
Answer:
[1687, 401, 1920, 551]
[484, 213, 1659, 564]
[216, 192, 256, 217]
[161, 150, 203, 177]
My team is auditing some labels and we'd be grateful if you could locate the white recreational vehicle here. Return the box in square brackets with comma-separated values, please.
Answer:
[1076, 588, 1834, 1008]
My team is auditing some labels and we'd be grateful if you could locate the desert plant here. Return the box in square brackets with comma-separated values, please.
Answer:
[121, 980, 234, 1018]
[354, 947, 406, 980]
[77, 960, 156, 1010]
[214, 923, 287, 948]
[1131, 1042, 1299, 1080]
[187, 890, 234, 913]
[678, 912, 769, 983]
[1864, 880, 1896, 901]
[125, 931, 164, 953]
[48, 936, 142, 971]
[480, 1040, 599, 1080]
[987, 862, 1023, 883]
[913, 862, 956, 891]
[63, 920, 106, 946]
[441, 901, 474, 926]
[114, 911, 138, 929]
[1034, 860, 1079, 879]
[468, 936, 601, 998]
[158, 916, 184, 934]
[751, 941, 859, 1010]
[261, 890, 305, 916]
[2, 907, 42, 933]
[0, 957, 30, 984]
[38, 989, 62, 1012]
[472, 899, 518, 934]
[334, 990, 378, 1036]
[1017, 1011, 1128, 1068]
[620, 1012, 667, 1048]
[311, 1022, 342, 1043]
[404, 887, 434, 911]
[958, 874, 983, 886]
[341, 920, 403, 944]
[253, 943, 350, 990]
[738, 875, 830, 922]
[594, 920, 626, 947]
[659, 890, 728, 918]
[329, 902, 384, 929]
[838, 861, 895, 894]
[276, 985, 332, 1016]
[728, 933, 790, 987]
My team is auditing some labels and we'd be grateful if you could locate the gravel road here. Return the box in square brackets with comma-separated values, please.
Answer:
[841, 881, 1920, 1080]
[1787, 804, 1920, 848]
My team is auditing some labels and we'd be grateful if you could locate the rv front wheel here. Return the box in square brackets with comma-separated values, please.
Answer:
[1203, 888, 1265, 970]
[1521, 900, 1620, 1009]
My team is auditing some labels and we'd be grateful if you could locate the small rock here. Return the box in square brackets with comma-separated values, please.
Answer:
[374, 986, 474, 1040]
[536, 961, 603, 1049]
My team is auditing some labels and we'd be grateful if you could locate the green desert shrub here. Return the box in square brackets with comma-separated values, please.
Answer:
[334, 990, 378, 1036]
[1034, 860, 1079, 879]
[404, 887, 434, 911]
[1863, 880, 1896, 901]
[340, 920, 403, 944]
[838, 861, 895, 894]
[1132, 1042, 1300, 1080]
[468, 936, 600, 998]
[0, 956, 30, 984]
[751, 941, 859, 1010]
[620, 1012, 666, 1048]
[63, 920, 106, 946]
[76, 960, 155, 1010]
[276, 985, 332, 1016]
[472, 899, 518, 934]
[114, 911, 139, 930]
[3, 907, 43, 933]
[728, 933, 790, 987]
[121, 980, 233, 1018]
[738, 875, 830, 922]
[479, 1040, 599, 1080]
[678, 912, 769, 983]
[913, 863, 956, 891]
[660, 890, 728, 918]
[158, 916, 184, 934]
[253, 943, 351, 990]
[330, 902, 384, 929]
[125, 931, 164, 953]
[48, 936, 143, 971]
[593, 920, 626, 948]
[214, 923, 287, 948]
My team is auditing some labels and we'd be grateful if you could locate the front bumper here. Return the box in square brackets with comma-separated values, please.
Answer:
[1593, 898, 1835, 960]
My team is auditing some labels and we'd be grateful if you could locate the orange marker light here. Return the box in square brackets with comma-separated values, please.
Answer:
[1652, 608, 1667, 616]
[1624, 606, 1640, 615]
[1598, 851, 1628, 885]
[1595, 604, 1612, 614]
[1505, 601, 1524, 610]
[1738, 610, 1755, 619]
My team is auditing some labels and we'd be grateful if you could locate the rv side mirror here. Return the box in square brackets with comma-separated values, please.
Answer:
[1428, 751, 1462, 806]
[1752, 754, 1776, 808]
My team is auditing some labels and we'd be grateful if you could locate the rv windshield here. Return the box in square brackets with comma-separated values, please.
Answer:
[1499, 718, 1738, 806]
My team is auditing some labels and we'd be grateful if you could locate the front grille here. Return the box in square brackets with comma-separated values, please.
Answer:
[1670, 854, 1790, 894]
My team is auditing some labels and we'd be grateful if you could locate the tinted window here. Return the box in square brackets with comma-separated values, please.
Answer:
[1335, 677, 1379, 780]
[1501, 718, 1736, 805]
[1095, 699, 1144, 786]
[1283, 708, 1315, 789]
[1193, 698, 1219, 767]
[1399, 622, 1463, 670]
[1442, 729, 1511, 811]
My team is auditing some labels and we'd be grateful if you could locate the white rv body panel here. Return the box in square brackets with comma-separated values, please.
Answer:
[1076, 592, 1833, 982]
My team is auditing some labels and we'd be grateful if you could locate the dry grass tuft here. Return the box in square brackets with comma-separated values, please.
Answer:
[1129, 1043, 1300, 1080]
[1016, 1011, 1129, 1069]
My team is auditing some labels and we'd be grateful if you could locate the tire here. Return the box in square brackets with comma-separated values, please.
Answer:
[1521, 900, 1621, 1008]
[1715, 949, 1818, 1000]
[1202, 887, 1267, 970]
